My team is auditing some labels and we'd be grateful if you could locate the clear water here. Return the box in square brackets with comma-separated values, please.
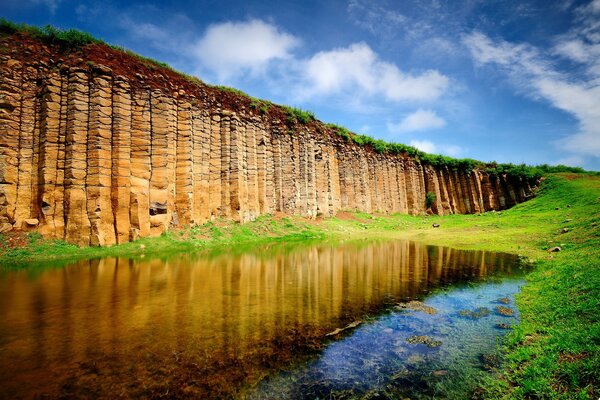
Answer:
[0, 239, 525, 399]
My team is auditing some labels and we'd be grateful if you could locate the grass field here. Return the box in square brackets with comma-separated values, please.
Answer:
[1, 173, 598, 398]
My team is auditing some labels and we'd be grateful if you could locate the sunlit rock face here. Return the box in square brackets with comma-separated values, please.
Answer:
[0, 34, 535, 246]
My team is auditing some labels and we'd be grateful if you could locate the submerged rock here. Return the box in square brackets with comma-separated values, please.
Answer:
[497, 297, 510, 304]
[495, 323, 513, 330]
[395, 300, 438, 315]
[457, 307, 491, 319]
[406, 335, 442, 347]
[481, 353, 500, 370]
[495, 306, 514, 317]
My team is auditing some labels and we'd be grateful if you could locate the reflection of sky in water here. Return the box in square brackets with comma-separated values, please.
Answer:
[251, 279, 523, 399]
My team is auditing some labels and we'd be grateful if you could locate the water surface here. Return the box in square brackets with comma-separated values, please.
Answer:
[0, 239, 524, 399]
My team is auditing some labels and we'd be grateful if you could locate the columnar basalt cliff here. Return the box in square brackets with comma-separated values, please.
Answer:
[0, 33, 535, 246]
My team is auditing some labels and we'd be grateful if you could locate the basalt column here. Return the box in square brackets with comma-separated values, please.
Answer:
[0, 36, 536, 246]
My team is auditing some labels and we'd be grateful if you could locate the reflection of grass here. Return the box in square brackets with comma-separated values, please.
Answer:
[1, 173, 598, 397]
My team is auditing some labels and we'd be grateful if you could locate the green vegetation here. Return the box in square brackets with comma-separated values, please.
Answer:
[0, 173, 598, 397]
[425, 191, 436, 209]
[326, 123, 352, 140]
[0, 18, 100, 48]
[283, 106, 316, 125]
[0, 216, 324, 269]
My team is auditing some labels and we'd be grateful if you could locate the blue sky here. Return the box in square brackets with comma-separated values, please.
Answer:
[3, 0, 600, 170]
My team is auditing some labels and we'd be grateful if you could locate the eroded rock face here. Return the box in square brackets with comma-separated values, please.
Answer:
[0, 35, 537, 246]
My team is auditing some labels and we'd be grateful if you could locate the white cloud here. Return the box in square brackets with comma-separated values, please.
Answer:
[388, 109, 446, 134]
[409, 140, 462, 156]
[410, 140, 437, 153]
[301, 43, 448, 102]
[463, 15, 600, 161]
[193, 19, 300, 81]
[443, 145, 463, 157]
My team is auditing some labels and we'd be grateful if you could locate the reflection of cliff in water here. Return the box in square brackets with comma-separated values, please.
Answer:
[0, 240, 521, 399]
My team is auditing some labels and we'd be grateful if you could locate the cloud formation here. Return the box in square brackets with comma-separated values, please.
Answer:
[409, 140, 462, 156]
[301, 43, 448, 102]
[387, 109, 446, 134]
[463, 2, 600, 164]
[188, 20, 449, 103]
[193, 19, 299, 81]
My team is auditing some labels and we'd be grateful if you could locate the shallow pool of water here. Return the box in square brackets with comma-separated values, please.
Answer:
[0, 239, 525, 398]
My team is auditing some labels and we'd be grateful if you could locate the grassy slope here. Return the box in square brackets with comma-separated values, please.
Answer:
[1, 173, 598, 398]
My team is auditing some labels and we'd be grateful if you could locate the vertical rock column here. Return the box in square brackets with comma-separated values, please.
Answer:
[112, 76, 132, 243]
[130, 88, 151, 238]
[190, 105, 206, 224]
[208, 112, 222, 217]
[395, 160, 408, 214]
[244, 121, 260, 221]
[175, 98, 193, 226]
[13, 64, 38, 229]
[0, 57, 22, 232]
[424, 165, 444, 215]
[468, 171, 484, 213]
[149, 90, 171, 235]
[64, 69, 91, 246]
[272, 132, 284, 212]
[38, 70, 63, 238]
[306, 137, 317, 217]
[228, 114, 242, 220]
[87, 70, 115, 246]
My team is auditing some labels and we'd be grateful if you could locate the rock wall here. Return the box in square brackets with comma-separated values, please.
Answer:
[0, 37, 535, 246]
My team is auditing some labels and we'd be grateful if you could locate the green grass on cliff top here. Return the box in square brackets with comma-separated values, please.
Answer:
[0, 18, 594, 181]
[0, 173, 599, 398]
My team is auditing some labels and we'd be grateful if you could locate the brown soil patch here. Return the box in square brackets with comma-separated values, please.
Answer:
[558, 352, 589, 363]
[334, 211, 368, 222]
[0, 231, 31, 253]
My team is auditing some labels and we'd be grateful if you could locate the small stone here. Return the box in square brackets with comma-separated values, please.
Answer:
[458, 307, 491, 319]
[566, 204, 571, 208]
[495, 323, 512, 330]
[495, 306, 514, 316]
[396, 300, 438, 315]
[555, 207, 560, 210]
[24, 218, 39, 227]
[497, 297, 510, 304]
[432, 223, 440, 228]
[481, 353, 500, 370]
[139, 244, 146, 250]
[432, 370, 448, 377]
[406, 335, 442, 347]
[547, 246, 561, 253]
[561, 228, 569, 234]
